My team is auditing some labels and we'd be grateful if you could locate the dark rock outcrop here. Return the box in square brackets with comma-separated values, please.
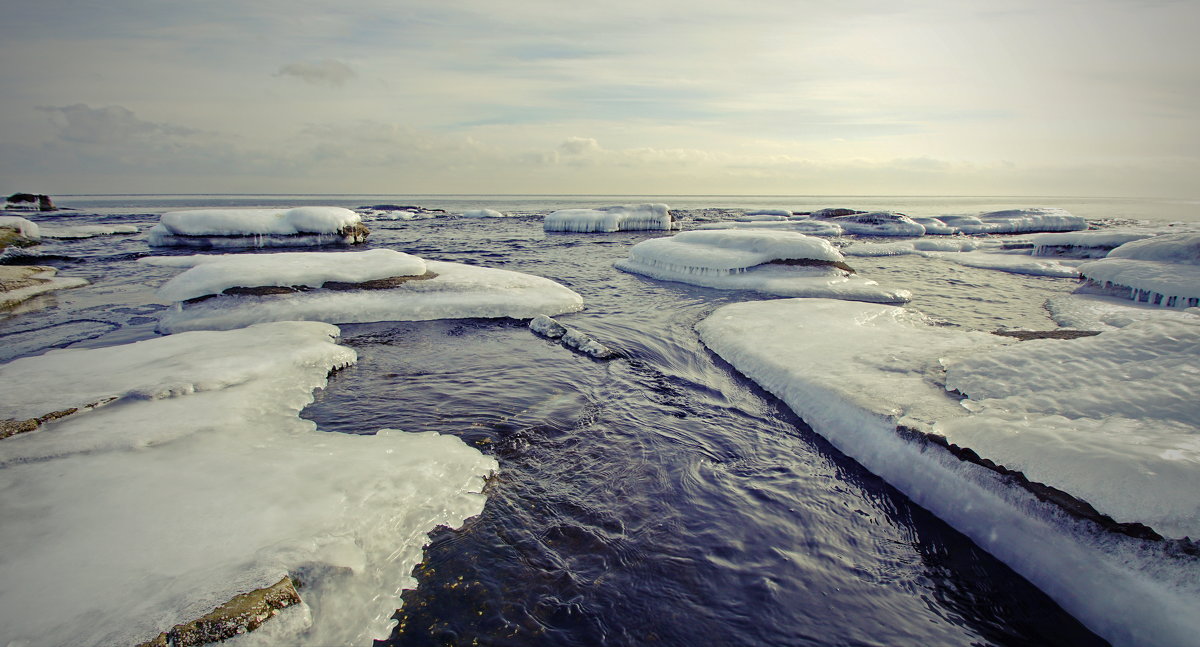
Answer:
[5, 193, 55, 211]
[135, 576, 302, 647]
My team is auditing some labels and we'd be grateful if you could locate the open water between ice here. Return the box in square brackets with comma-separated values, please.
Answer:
[0, 196, 1126, 646]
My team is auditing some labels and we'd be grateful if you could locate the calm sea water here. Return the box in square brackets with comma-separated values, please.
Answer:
[3, 195, 1143, 646]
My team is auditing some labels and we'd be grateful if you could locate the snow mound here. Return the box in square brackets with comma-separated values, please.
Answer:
[696, 298, 1200, 646]
[0, 321, 496, 646]
[146, 249, 429, 302]
[616, 230, 908, 303]
[1076, 233, 1200, 308]
[831, 212, 926, 237]
[148, 207, 368, 248]
[912, 217, 958, 235]
[544, 203, 673, 232]
[156, 259, 584, 332]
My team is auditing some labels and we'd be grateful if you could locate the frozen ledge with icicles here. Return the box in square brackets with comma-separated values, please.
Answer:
[696, 298, 1199, 646]
[143, 249, 584, 332]
[147, 207, 370, 248]
[1075, 233, 1200, 309]
[615, 229, 910, 303]
[0, 321, 496, 646]
[543, 203, 675, 232]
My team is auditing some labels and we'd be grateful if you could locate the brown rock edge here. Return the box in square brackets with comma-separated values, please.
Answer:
[185, 271, 439, 304]
[135, 576, 302, 647]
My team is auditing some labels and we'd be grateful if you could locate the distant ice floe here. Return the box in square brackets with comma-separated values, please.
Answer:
[1076, 233, 1200, 309]
[461, 208, 506, 218]
[148, 250, 583, 332]
[615, 229, 910, 303]
[830, 211, 927, 237]
[355, 205, 447, 221]
[1031, 230, 1155, 258]
[697, 298, 1200, 647]
[544, 203, 675, 232]
[147, 207, 369, 248]
[693, 219, 846, 237]
[0, 321, 496, 646]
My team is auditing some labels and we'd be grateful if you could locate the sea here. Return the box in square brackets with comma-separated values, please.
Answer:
[6, 194, 1194, 646]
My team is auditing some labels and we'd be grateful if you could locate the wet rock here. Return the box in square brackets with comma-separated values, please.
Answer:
[5, 193, 56, 211]
[530, 315, 618, 359]
[529, 314, 567, 339]
[993, 329, 1102, 341]
[135, 576, 302, 647]
[0, 266, 89, 309]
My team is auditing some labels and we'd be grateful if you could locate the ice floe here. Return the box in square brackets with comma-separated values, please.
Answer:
[697, 298, 1200, 646]
[461, 208, 506, 218]
[1076, 233, 1200, 308]
[939, 207, 1088, 234]
[544, 203, 674, 232]
[151, 252, 584, 332]
[148, 207, 369, 248]
[0, 321, 496, 646]
[1032, 230, 1155, 258]
[615, 229, 910, 303]
[693, 219, 846, 237]
[0, 215, 40, 241]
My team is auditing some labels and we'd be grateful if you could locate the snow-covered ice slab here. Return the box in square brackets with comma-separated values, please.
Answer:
[155, 256, 584, 332]
[615, 230, 910, 303]
[830, 212, 927, 237]
[697, 298, 1200, 646]
[1076, 233, 1200, 308]
[461, 208, 506, 218]
[0, 321, 496, 646]
[148, 207, 369, 248]
[544, 203, 674, 232]
[940, 207, 1088, 234]
[941, 317, 1200, 538]
[1032, 230, 1154, 258]
[0, 215, 40, 240]
[1047, 293, 1200, 330]
[144, 249, 429, 302]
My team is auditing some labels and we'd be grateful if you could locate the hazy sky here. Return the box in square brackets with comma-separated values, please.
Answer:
[1, 0, 1196, 197]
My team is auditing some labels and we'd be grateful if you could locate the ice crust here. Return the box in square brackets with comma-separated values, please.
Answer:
[615, 230, 909, 303]
[697, 298, 1200, 646]
[146, 249, 429, 302]
[0, 322, 496, 646]
[544, 203, 673, 232]
[156, 259, 584, 332]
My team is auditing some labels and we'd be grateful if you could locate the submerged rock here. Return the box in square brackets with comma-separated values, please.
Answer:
[135, 576, 302, 647]
[0, 266, 89, 309]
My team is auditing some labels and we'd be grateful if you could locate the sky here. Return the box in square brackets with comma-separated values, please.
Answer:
[1, 0, 1197, 197]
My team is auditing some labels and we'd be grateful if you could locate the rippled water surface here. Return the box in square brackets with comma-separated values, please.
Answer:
[1, 196, 1122, 646]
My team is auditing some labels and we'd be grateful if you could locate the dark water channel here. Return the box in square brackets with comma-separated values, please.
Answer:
[300, 216, 1105, 646]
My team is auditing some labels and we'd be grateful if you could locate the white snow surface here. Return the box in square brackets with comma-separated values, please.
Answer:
[544, 203, 673, 232]
[154, 207, 362, 236]
[1047, 293, 1200, 330]
[925, 249, 1082, 277]
[0, 322, 496, 646]
[615, 230, 909, 303]
[147, 249, 429, 302]
[941, 318, 1200, 538]
[0, 215, 39, 239]
[697, 298, 1200, 646]
[156, 259, 584, 332]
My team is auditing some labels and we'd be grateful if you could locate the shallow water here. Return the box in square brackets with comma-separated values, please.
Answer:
[1, 198, 1114, 645]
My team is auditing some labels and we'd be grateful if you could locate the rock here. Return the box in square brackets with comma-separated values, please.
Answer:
[529, 314, 567, 339]
[992, 329, 1102, 341]
[5, 193, 56, 211]
[135, 576, 302, 647]
[0, 265, 89, 309]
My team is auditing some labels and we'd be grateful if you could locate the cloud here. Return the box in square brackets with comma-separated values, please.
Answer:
[36, 104, 201, 144]
[276, 59, 357, 87]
